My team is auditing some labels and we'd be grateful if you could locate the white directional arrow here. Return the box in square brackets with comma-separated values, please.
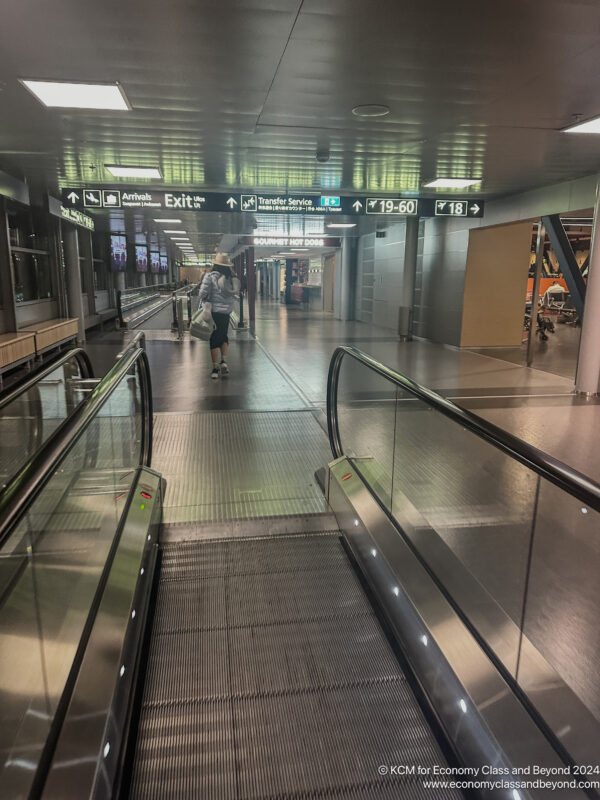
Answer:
[67, 191, 79, 204]
[226, 197, 238, 209]
[470, 204, 480, 215]
[353, 200, 363, 211]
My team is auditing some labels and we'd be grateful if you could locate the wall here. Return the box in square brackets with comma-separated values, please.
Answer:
[413, 218, 471, 345]
[460, 222, 532, 347]
[355, 222, 409, 331]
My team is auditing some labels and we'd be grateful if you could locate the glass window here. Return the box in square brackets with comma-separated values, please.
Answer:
[13, 251, 52, 303]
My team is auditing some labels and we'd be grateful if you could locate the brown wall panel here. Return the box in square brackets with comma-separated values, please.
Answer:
[460, 222, 532, 347]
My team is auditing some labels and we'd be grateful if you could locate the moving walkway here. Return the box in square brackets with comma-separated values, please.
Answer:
[1, 342, 599, 799]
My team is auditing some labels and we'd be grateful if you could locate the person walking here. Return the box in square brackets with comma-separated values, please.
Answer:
[199, 253, 240, 379]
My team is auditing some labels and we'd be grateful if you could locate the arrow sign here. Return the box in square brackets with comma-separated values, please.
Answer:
[226, 197, 238, 209]
[353, 200, 363, 211]
[67, 191, 79, 204]
[470, 203, 480, 215]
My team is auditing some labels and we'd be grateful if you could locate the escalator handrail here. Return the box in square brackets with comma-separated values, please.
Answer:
[327, 344, 600, 512]
[0, 345, 152, 549]
[0, 347, 93, 411]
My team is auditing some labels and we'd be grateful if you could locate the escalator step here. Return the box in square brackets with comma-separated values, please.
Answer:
[129, 534, 463, 800]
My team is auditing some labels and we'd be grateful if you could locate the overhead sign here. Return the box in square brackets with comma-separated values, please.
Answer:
[245, 236, 341, 248]
[48, 195, 95, 230]
[61, 206, 95, 230]
[61, 188, 484, 218]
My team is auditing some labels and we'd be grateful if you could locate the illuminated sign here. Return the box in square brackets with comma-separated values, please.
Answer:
[61, 188, 485, 218]
[60, 206, 95, 230]
[247, 236, 341, 248]
[366, 198, 419, 215]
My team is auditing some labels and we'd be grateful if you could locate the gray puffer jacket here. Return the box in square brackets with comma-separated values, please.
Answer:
[199, 267, 240, 314]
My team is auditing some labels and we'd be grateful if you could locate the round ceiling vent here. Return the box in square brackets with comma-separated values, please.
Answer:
[352, 104, 390, 118]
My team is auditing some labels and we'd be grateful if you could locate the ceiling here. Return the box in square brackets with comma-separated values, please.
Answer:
[2, 0, 600, 204]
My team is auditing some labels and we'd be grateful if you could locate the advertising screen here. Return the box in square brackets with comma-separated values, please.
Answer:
[150, 251, 160, 273]
[135, 245, 148, 272]
[159, 255, 169, 273]
[110, 235, 127, 272]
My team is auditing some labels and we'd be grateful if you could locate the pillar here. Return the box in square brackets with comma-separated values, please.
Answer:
[337, 237, 356, 321]
[114, 271, 126, 292]
[139, 272, 147, 287]
[63, 224, 86, 344]
[576, 183, 600, 394]
[399, 216, 419, 340]
[0, 197, 17, 332]
[247, 246, 255, 333]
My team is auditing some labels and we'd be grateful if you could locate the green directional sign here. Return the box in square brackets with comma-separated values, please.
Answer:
[61, 188, 485, 218]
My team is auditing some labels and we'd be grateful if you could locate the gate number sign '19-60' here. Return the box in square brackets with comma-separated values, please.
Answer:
[61, 188, 484, 218]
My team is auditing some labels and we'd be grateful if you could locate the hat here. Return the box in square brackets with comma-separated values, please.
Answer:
[212, 252, 234, 268]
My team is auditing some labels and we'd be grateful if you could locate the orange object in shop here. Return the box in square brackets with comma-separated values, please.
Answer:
[526, 277, 568, 300]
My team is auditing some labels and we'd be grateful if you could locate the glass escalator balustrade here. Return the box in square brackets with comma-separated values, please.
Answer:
[0, 352, 146, 799]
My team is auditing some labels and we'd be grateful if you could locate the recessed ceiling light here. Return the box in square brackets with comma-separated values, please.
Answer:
[164, 230, 187, 234]
[105, 165, 162, 178]
[154, 218, 182, 223]
[563, 116, 600, 134]
[424, 178, 481, 188]
[327, 223, 357, 228]
[19, 79, 130, 110]
[352, 104, 390, 118]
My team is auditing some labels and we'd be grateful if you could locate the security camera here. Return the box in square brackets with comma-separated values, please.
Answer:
[316, 149, 330, 163]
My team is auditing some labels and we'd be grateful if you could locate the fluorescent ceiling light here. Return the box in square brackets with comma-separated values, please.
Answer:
[20, 79, 130, 110]
[424, 178, 481, 188]
[327, 223, 357, 228]
[564, 116, 600, 134]
[105, 164, 162, 178]
[154, 218, 182, 223]
[164, 230, 187, 234]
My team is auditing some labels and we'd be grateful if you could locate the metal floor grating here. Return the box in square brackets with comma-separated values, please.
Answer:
[129, 534, 462, 799]
[152, 411, 332, 525]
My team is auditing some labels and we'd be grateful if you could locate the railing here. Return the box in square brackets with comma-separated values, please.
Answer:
[0, 347, 94, 490]
[327, 345, 600, 769]
[0, 334, 151, 548]
[116, 284, 176, 327]
[0, 334, 152, 797]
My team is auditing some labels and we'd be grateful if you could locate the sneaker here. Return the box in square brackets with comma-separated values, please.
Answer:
[211, 366, 219, 380]
[220, 360, 229, 376]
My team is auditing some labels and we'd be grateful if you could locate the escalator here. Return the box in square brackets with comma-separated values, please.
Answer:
[0, 347, 93, 487]
[1, 342, 599, 800]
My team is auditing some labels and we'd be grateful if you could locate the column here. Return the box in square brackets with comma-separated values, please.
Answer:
[63, 224, 86, 344]
[399, 216, 419, 340]
[337, 237, 356, 321]
[0, 197, 17, 332]
[576, 183, 600, 394]
[79, 229, 95, 319]
[247, 246, 255, 333]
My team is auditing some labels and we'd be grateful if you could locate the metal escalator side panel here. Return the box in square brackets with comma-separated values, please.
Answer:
[326, 458, 585, 800]
[39, 467, 163, 800]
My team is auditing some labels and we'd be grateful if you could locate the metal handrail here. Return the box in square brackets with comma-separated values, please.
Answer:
[327, 345, 600, 512]
[0, 347, 93, 411]
[117, 330, 146, 359]
[0, 346, 152, 548]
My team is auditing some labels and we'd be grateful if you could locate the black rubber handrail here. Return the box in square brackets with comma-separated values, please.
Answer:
[327, 345, 600, 512]
[0, 347, 93, 411]
[0, 344, 152, 549]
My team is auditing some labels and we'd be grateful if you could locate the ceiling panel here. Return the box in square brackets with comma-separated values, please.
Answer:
[1, 0, 600, 201]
